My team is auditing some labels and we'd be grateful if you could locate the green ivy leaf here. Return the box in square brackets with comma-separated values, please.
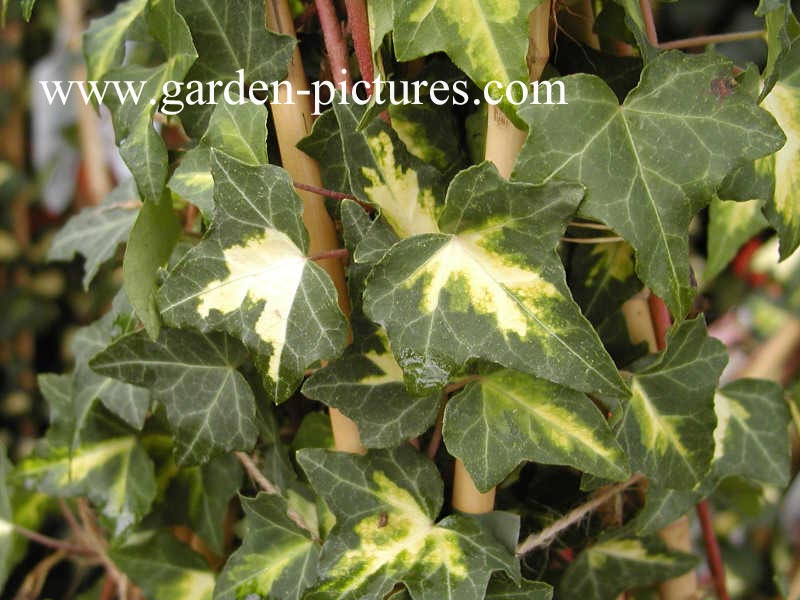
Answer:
[83, 0, 147, 82]
[302, 326, 440, 448]
[214, 493, 320, 600]
[296, 446, 520, 600]
[157, 153, 347, 402]
[90, 329, 258, 465]
[629, 485, 702, 536]
[164, 455, 242, 555]
[174, 0, 295, 136]
[705, 198, 768, 281]
[297, 109, 352, 196]
[757, 0, 800, 91]
[72, 298, 151, 430]
[443, 367, 630, 492]
[332, 102, 446, 239]
[104, 0, 197, 204]
[619, 318, 728, 489]
[47, 179, 140, 290]
[169, 97, 269, 217]
[485, 575, 552, 599]
[388, 102, 468, 175]
[391, 0, 543, 118]
[123, 192, 182, 338]
[364, 162, 627, 399]
[513, 51, 785, 317]
[559, 535, 698, 599]
[111, 531, 215, 600]
[713, 378, 791, 487]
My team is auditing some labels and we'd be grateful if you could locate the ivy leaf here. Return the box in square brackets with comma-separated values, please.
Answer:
[757, 0, 800, 91]
[559, 535, 698, 599]
[513, 51, 785, 317]
[47, 179, 139, 290]
[302, 327, 440, 448]
[631, 486, 701, 536]
[123, 193, 182, 338]
[157, 153, 347, 402]
[568, 240, 646, 367]
[175, 0, 295, 136]
[90, 329, 258, 465]
[17, 402, 156, 537]
[214, 493, 320, 600]
[83, 0, 147, 82]
[705, 198, 768, 281]
[388, 102, 468, 175]
[164, 455, 242, 555]
[619, 318, 728, 489]
[391, 0, 543, 118]
[713, 378, 791, 487]
[332, 102, 445, 238]
[111, 531, 215, 600]
[296, 446, 520, 600]
[364, 162, 627, 399]
[72, 298, 151, 430]
[756, 40, 800, 258]
[611, 0, 658, 61]
[297, 109, 352, 196]
[443, 368, 630, 492]
[104, 0, 197, 204]
[485, 575, 552, 599]
[169, 98, 269, 217]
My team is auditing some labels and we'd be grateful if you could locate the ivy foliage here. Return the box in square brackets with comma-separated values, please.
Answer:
[2, 0, 799, 598]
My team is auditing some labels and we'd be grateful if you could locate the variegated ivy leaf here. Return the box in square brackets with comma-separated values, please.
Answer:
[713, 378, 791, 487]
[364, 162, 628, 399]
[164, 455, 242, 555]
[111, 531, 215, 600]
[296, 446, 520, 600]
[705, 198, 768, 281]
[90, 329, 258, 465]
[443, 368, 630, 492]
[619, 318, 728, 489]
[559, 535, 698, 599]
[388, 102, 468, 175]
[169, 96, 269, 217]
[303, 326, 440, 448]
[332, 101, 446, 239]
[157, 152, 348, 402]
[47, 178, 140, 290]
[104, 0, 197, 204]
[17, 391, 156, 537]
[175, 0, 295, 137]
[756, 39, 800, 258]
[513, 51, 785, 317]
[214, 493, 320, 600]
[83, 0, 147, 82]
[391, 0, 543, 119]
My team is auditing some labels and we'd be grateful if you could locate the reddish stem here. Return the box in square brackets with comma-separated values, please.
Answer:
[345, 0, 375, 92]
[696, 500, 730, 600]
[13, 524, 95, 556]
[293, 181, 356, 200]
[308, 248, 349, 262]
[315, 0, 352, 90]
[647, 294, 671, 351]
[639, 0, 659, 46]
